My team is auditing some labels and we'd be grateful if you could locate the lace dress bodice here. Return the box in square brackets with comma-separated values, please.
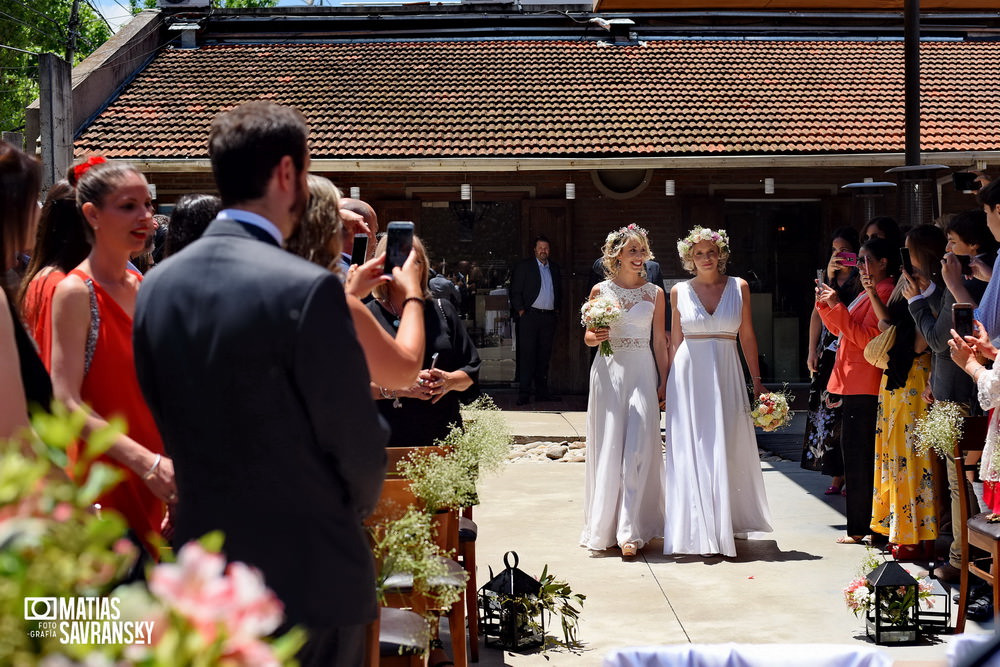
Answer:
[598, 280, 657, 352]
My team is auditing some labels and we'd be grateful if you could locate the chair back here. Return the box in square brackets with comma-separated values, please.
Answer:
[953, 415, 991, 527]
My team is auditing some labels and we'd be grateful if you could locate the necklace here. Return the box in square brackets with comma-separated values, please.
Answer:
[381, 298, 402, 328]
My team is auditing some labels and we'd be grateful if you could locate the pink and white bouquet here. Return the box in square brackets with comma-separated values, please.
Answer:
[750, 391, 792, 432]
[581, 295, 623, 356]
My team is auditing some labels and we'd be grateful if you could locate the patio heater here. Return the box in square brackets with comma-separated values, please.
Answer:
[841, 181, 896, 228]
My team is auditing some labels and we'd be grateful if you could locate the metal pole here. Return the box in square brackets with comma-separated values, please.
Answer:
[904, 0, 920, 166]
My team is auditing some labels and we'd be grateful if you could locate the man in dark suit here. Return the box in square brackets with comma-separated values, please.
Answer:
[133, 101, 388, 666]
[510, 235, 562, 405]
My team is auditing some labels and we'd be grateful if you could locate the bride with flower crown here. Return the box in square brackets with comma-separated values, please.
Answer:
[580, 224, 668, 558]
[663, 227, 772, 558]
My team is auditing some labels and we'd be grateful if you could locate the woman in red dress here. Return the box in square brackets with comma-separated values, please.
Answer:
[18, 179, 90, 360]
[45, 158, 175, 557]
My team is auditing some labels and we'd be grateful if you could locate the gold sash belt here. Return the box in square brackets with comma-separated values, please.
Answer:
[685, 332, 737, 341]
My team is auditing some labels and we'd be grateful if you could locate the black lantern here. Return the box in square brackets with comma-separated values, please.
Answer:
[479, 551, 544, 651]
[917, 574, 952, 635]
[866, 561, 920, 645]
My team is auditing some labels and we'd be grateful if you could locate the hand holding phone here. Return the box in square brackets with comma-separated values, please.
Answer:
[899, 247, 914, 277]
[351, 234, 369, 265]
[383, 221, 415, 275]
[837, 251, 858, 268]
[953, 303, 975, 339]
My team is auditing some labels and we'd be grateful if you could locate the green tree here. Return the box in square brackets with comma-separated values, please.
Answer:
[129, 0, 279, 10]
[0, 0, 111, 135]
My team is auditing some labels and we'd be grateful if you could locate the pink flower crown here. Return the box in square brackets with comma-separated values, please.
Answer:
[605, 223, 649, 245]
[676, 226, 730, 257]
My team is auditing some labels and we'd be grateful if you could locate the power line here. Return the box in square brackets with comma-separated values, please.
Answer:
[0, 42, 40, 56]
[82, 0, 115, 34]
[1, 0, 66, 40]
[0, 10, 58, 43]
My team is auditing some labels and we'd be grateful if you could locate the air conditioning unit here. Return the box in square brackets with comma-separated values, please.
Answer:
[157, 0, 210, 8]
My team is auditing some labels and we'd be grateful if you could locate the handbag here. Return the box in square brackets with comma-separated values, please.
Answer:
[863, 325, 896, 370]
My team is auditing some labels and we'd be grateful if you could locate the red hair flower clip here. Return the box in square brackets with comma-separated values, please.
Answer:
[72, 155, 107, 182]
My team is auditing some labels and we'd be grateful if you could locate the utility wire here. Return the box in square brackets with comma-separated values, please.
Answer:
[1, 0, 66, 40]
[82, 0, 115, 34]
[0, 10, 59, 43]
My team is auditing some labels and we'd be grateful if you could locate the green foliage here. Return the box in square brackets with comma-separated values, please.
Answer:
[0, 406, 137, 665]
[369, 507, 465, 615]
[398, 395, 511, 512]
[0, 0, 112, 134]
[499, 565, 586, 651]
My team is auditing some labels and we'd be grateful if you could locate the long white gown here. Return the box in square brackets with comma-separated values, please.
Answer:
[580, 280, 665, 551]
[663, 276, 772, 557]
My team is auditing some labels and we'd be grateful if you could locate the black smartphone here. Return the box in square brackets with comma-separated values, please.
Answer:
[816, 269, 825, 285]
[953, 172, 981, 192]
[956, 254, 972, 277]
[350, 234, 368, 265]
[383, 221, 415, 275]
[953, 302, 975, 338]
[899, 247, 914, 276]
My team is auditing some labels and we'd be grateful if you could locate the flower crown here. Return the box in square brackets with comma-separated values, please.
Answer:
[676, 226, 730, 257]
[605, 223, 648, 245]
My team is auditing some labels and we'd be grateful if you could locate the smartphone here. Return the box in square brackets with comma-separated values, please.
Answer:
[953, 172, 981, 192]
[428, 352, 439, 371]
[953, 302, 975, 338]
[383, 221, 414, 275]
[837, 251, 858, 267]
[350, 234, 368, 265]
[899, 247, 914, 276]
[956, 254, 972, 276]
[816, 269, 825, 286]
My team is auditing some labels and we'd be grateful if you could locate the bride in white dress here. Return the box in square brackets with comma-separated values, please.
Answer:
[663, 227, 773, 558]
[580, 225, 669, 558]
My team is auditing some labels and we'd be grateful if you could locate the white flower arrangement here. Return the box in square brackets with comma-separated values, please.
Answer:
[913, 400, 964, 459]
[580, 295, 623, 356]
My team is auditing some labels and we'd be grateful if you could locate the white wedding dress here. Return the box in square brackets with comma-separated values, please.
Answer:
[580, 280, 665, 551]
[663, 277, 772, 557]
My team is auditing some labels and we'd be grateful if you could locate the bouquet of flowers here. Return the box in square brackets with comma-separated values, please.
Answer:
[580, 295, 623, 357]
[913, 400, 965, 459]
[750, 390, 792, 432]
[843, 549, 934, 622]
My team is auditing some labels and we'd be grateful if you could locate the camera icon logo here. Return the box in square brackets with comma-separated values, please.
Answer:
[24, 597, 58, 621]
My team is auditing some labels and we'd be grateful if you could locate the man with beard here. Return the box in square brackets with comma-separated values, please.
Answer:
[133, 101, 388, 666]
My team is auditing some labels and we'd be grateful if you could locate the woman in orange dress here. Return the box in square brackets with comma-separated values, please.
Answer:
[44, 158, 175, 557]
[18, 179, 90, 360]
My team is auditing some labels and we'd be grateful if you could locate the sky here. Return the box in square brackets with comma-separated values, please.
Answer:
[90, 1, 320, 32]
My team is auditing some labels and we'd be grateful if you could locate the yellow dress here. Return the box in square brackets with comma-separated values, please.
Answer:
[870, 353, 938, 544]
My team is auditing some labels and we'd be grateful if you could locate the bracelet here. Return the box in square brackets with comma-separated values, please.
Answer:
[401, 296, 424, 309]
[142, 454, 161, 480]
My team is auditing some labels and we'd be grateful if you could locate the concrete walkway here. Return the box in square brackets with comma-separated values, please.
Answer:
[456, 411, 996, 667]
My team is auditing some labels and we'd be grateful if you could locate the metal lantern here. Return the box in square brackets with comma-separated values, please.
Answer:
[917, 575, 952, 635]
[866, 561, 920, 645]
[479, 551, 544, 651]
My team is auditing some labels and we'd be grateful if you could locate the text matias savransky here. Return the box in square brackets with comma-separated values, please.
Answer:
[24, 596, 155, 645]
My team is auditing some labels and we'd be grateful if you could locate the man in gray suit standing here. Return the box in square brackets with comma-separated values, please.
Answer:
[134, 101, 389, 666]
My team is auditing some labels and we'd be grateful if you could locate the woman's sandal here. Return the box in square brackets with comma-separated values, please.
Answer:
[837, 535, 865, 544]
[824, 485, 842, 495]
[621, 542, 638, 558]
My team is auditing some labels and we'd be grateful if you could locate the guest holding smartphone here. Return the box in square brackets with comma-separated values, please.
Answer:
[802, 227, 860, 494]
[816, 238, 897, 544]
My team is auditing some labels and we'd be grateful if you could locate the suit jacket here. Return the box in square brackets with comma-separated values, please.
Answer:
[909, 280, 982, 406]
[817, 277, 895, 396]
[133, 218, 388, 629]
[510, 256, 562, 315]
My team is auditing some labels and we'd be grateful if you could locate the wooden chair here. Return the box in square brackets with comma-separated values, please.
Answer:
[951, 415, 997, 632]
[386, 446, 481, 662]
[367, 477, 469, 667]
[366, 607, 430, 667]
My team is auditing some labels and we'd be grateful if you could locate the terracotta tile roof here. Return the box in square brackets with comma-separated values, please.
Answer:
[75, 39, 1000, 159]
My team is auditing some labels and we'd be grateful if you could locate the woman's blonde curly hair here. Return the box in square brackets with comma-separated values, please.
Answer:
[601, 224, 653, 279]
[286, 174, 343, 273]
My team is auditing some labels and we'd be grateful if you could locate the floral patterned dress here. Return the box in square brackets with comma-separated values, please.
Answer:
[870, 352, 938, 544]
